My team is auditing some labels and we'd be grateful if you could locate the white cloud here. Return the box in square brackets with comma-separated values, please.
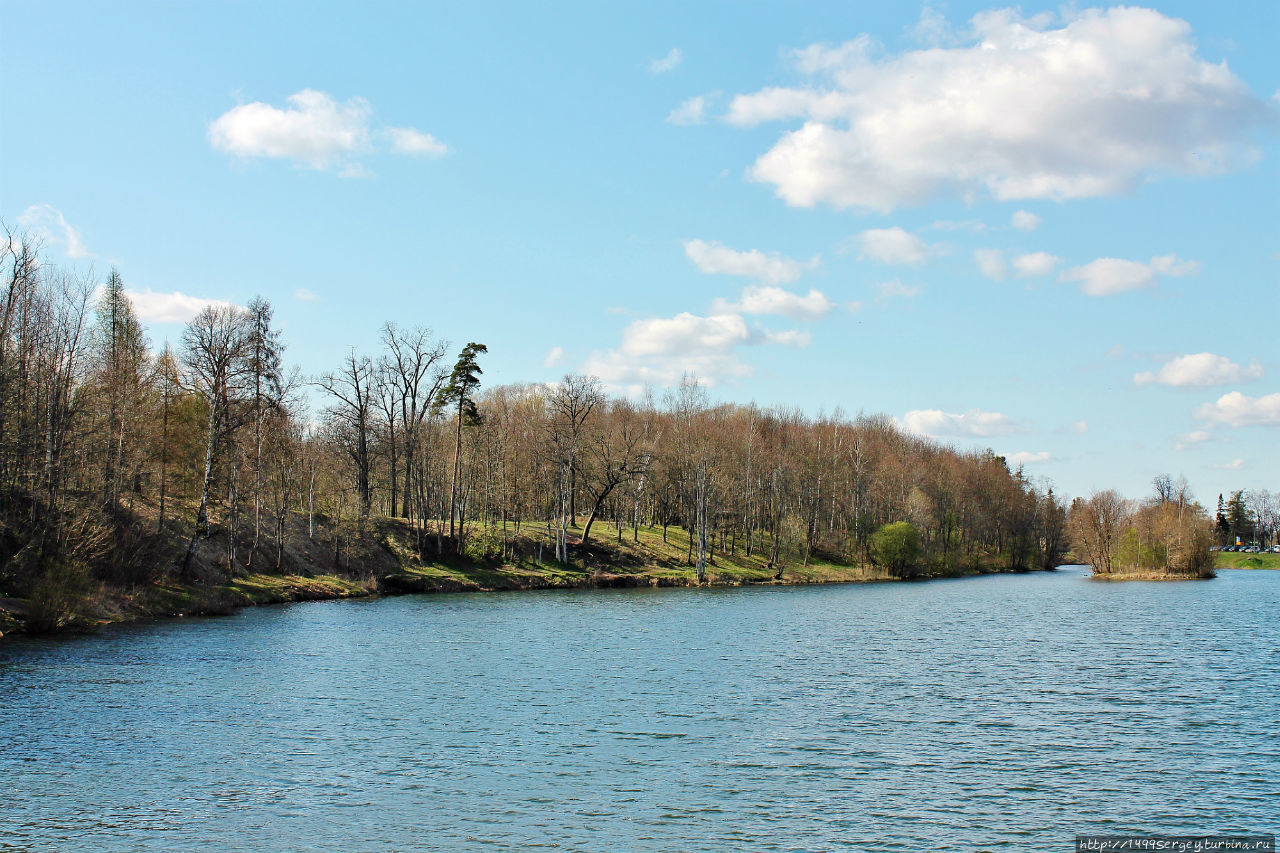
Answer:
[727, 8, 1265, 212]
[856, 227, 935, 265]
[385, 127, 448, 157]
[209, 90, 372, 170]
[650, 48, 683, 74]
[1150, 255, 1203, 277]
[974, 249, 1007, 281]
[293, 287, 318, 302]
[543, 346, 565, 368]
[1007, 450, 1052, 465]
[1011, 210, 1041, 231]
[1072, 420, 1089, 434]
[123, 288, 237, 324]
[714, 285, 834, 321]
[683, 239, 810, 284]
[876, 279, 919, 299]
[1060, 254, 1200, 296]
[910, 5, 955, 46]
[582, 311, 808, 390]
[1011, 251, 1060, 277]
[1174, 429, 1211, 450]
[901, 408, 1018, 438]
[1134, 352, 1264, 388]
[1213, 458, 1246, 471]
[622, 312, 750, 357]
[666, 95, 707, 126]
[209, 89, 446, 173]
[762, 328, 812, 347]
[17, 204, 91, 258]
[1195, 391, 1280, 427]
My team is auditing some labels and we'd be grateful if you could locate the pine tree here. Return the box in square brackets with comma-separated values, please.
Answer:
[92, 268, 149, 506]
[437, 342, 487, 542]
[245, 297, 283, 566]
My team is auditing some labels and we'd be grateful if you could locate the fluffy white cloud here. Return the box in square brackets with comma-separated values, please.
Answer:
[1213, 458, 1246, 471]
[650, 48, 683, 74]
[543, 346, 565, 368]
[209, 90, 372, 169]
[622, 312, 750, 357]
[856, 227, 937, 265]
[293, 287, 318, 302]
[666, 95, 707, 126]
[1060, 254, 1200, 296]
[974, 249, 1007, 281]
[1195, 391, 1280, 427]
[1011, 251, 1060, 277]
[16, 204, 90, 258]
[1071, 420, 1089, 434]
[727, 8, 1265, 212]
[1010, 210, 1041, 231]
[1134, 352, 1264, 388]
[683, 239, 810, 284]
[583, 311, 808, 390]
[901, 408, 1018, 438]
[209, 89, 446, 173]
[123, 288, 237, 324]
[714, 285, 833, 321]
[1007, 450, 1052, 465]
[385, 127, 448, 157]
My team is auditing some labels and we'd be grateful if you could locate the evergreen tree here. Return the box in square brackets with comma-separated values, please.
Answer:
[92, 268, 149, 506]
[437, 342, 487, 541]
[1226, 490, 1252, 544]
[245, 297, 283, 565]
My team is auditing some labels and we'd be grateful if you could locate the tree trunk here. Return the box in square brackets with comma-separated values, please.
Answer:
[183, 401, 220, 576]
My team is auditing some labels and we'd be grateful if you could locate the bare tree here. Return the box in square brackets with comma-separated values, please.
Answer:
[551, 374, 603, 523]
[316, 350, 376, 519]
[380, 323, 449, 522]
[1067, 490, 1132, 574]
[577, 400, 653, 548]
[181, 304, 253, 576]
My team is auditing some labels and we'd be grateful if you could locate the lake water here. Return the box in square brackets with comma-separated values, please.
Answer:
[2, 567, 1277, 851]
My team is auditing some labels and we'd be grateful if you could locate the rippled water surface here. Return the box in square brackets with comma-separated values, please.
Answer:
[2, 567, 1278, 851]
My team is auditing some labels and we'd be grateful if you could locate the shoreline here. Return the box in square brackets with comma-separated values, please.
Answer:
[1087, 569, 1216, 581]
[0, 559, 1052, 641]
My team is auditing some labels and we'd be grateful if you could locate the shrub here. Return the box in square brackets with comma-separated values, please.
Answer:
[870, 521, 921, 577]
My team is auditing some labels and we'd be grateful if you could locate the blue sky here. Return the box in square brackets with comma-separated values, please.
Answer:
[4, 1, 1277, 503]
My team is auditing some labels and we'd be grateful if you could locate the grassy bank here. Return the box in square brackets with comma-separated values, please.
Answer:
[0, 506, 1049, 639]
[1089, 568, 1216, 581]
[1214, 551, 1280, 571]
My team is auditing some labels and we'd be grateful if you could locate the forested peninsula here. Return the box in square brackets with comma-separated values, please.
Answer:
[0, 237, 1222, 636]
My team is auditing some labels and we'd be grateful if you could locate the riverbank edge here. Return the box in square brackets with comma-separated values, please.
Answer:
[0, 559, 1053, 640]
[1087, 568, 1217, 581]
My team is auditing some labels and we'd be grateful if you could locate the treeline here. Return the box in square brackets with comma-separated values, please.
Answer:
[1212, 489, 1278, 548]
[1066, 476, 1216, 577]
[1, 234, 1068, 605]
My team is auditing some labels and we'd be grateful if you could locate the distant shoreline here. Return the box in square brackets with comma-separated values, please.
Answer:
[0, 545, 1054, 640]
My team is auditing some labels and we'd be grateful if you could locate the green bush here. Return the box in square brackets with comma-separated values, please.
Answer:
[870, 521, 921, 577]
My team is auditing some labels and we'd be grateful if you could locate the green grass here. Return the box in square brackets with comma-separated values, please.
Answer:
[1214, 551, 1280, 570]
[377, 519, 890, 591]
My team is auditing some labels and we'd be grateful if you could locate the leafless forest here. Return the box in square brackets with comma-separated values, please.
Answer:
[3, 234, 1235, 611]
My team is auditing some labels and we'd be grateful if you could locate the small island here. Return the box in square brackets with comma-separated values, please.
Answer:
[1067, 477, 1216, 580]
